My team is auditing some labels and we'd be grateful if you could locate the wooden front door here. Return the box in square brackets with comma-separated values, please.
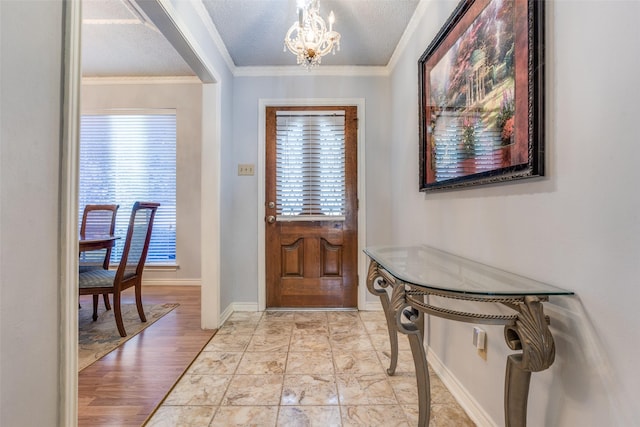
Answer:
[266, 106, 358, 308]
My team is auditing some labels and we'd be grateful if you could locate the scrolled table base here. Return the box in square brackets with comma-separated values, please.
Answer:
[366, 260, 557, 427]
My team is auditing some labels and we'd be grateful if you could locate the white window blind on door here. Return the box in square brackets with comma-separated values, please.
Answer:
[275, 111, 346, 220]
[79, 113, 176, 264]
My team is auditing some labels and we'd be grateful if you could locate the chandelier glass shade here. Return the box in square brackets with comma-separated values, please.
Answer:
[284, 0, 341, 69]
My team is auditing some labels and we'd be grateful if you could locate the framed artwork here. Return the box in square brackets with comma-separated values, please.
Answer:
[418, 0, 544, 192]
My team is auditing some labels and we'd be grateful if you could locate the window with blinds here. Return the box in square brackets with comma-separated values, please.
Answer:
[275, 111, 346, 220]
[79, 113, 176, 264]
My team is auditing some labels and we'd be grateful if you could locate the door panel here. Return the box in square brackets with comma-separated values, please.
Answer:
[266, 106, 357, 308]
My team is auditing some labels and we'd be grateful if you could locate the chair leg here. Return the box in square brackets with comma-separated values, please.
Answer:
[103, 293, 111, 310]
[92, 295, 99, 321]
[113, 293, 127, 337]
[135, 283, 146, 323]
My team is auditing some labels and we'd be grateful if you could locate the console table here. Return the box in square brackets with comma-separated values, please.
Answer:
[364, 246, 574, 427]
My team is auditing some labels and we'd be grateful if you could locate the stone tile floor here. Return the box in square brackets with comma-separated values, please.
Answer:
[146, 310, 475, 426]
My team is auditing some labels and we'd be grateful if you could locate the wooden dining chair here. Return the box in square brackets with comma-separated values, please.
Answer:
[79, 202, 160, 336]
[79, 204, 119, 310]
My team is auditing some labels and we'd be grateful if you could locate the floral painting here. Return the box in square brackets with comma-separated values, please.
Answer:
[419, 0, 544, 192]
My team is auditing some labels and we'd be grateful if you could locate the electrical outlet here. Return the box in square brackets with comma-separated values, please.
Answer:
[238, 164, 255, 176]
[473, 327, 486, 350]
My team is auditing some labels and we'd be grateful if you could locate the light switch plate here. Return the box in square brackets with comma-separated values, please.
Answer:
[238, 164, 255, 176]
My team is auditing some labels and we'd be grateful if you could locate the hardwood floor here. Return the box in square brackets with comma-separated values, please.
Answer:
[78, 285, 216, 427]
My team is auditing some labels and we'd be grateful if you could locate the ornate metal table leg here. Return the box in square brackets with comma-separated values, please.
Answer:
[394, 287, 430, 427]
[502, 296, 555, 427]
[366, 260, 399, 375]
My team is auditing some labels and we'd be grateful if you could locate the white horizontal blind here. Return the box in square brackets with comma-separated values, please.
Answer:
[79, 113, 176, 264]
[276, 111, 346, 219]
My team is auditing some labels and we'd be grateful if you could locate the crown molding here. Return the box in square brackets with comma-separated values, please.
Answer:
[234, 65, 389, 78]
[387, 0, 429, 72]
[190, 0, 237, 75]
[81, 75, 201, 85]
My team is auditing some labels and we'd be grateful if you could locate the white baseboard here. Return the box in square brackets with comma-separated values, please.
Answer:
[426, 347, 497, 427]
[361, 300, 383, 311]
[219, 302, 260, 325]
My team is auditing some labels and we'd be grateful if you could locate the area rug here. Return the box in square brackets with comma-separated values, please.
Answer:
[79, 302, 179, 371]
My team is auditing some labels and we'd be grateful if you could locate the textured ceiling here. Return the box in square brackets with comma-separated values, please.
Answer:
[202, 0, 419, 67]
[81, 0, 420, 76]
[82, 0, 195, 77]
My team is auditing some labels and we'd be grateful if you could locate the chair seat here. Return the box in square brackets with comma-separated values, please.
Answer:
[79, 265, 102, 274]
[79, 269, 135, 289]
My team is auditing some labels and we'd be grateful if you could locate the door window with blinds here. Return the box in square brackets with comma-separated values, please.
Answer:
[79, 112, 176, 264]
[276, 111, 346, 220]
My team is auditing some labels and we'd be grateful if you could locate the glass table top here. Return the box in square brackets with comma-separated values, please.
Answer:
[364, 245, 574, 297]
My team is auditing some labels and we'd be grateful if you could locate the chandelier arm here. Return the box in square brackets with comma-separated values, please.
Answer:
[284, 0, 341, 68]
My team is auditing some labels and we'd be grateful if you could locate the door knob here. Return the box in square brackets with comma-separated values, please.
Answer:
[267, 215, 276, 223]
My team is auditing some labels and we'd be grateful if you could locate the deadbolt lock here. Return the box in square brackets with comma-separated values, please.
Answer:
[268, 201, 275, 209]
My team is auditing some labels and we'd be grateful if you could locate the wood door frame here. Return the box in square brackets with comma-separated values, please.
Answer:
[61, 2, 223, 425]
[258, 98, 368, 311]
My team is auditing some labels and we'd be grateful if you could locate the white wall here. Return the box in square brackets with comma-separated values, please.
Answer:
[221, 75, 393, 309]
[389, 0, 640, 425]
[0, 0, 64, 425]
[81, 80, 203, 282]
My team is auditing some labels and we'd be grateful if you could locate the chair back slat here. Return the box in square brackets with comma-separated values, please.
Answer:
[80, 204, 119, 268]
[80, 204, 119, 237]
[116, 202, 160, 283]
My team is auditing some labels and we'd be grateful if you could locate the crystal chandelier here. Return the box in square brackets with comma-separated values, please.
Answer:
[284, 0, 341, 69]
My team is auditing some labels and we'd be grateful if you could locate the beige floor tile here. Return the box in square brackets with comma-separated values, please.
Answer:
[369, 332, 412, 353]
[357, 310, 386, 322]
[328, 321, 366, 335]
[362, 319, 391, 334]
[402, 403, 476, 427]
[277, 406, 342, 427]
[163, 375, 230, 406]
[222, 374, 284, 406]
[290, 332, 332, 352]
[329, 333, 375, 351]
[204, 334, 251, 352]
[342, 405, 410, 427]
[146, 405, 216, 427]
[327, 311, 360, 323]
[336, 373, 398, 405]
[286, 351, 335, 374]
[378, 349, 417, 375]
[332, 350, 385, 374]
[293, 321, 330, 335]
[227, 311, 263, 322]
[154, 310, 475, 426]
[187, 351, 243, 375]
[216, 320, 258, 335]
[388, 373, 421, 405]
[293, 311, 328, 323]
[246, 334, 291, 352]
[429, 403, 476, 427]
[281, 374, 339, 406]
[430, 375, 462, 406]
[236, 351, 287, 375]
[253, 321, 294, 335]
[263, 311, 296, 321]
[209, 405, 278, 426]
